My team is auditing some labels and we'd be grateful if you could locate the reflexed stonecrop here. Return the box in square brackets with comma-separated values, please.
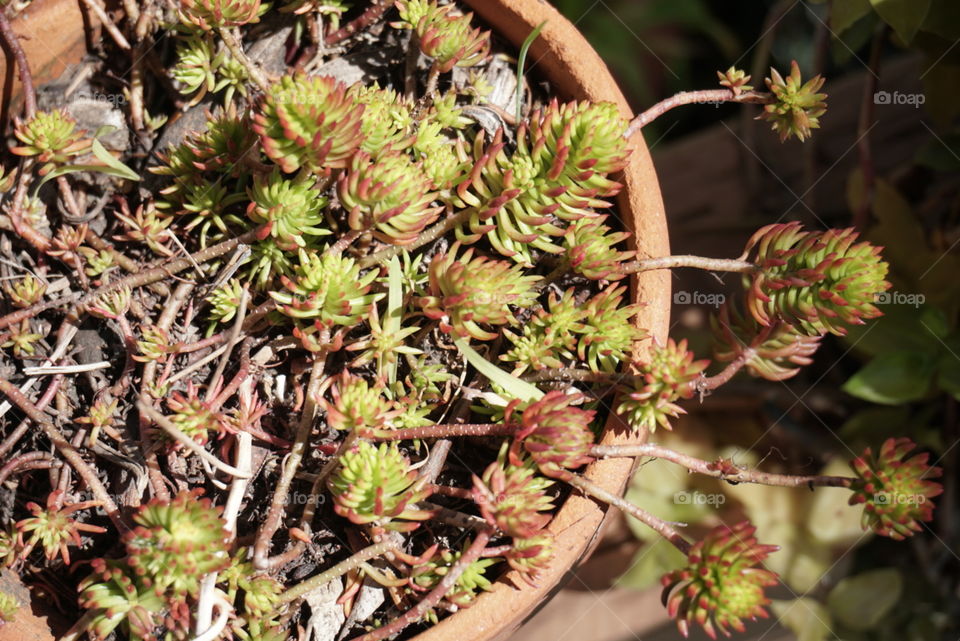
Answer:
[577, 285, 646, 373]
[271, 249, 380, 326]
[564, 215, 634, 280]
[395, 0, 490, 72]
[409, 544, 497, 609]
[505, 533, 553, 585]
[78, 559, 165, 641]
[247, 169, 330, 251]
[742, 222, 890, 336]
[179, 0, 262, 30]
[328, 441, 433, 531]
[122, 489, 230, 596]
[419, 244, 540, 340]
[502, 288, 585, 373]
[508, 391, 595, 480]
[318, 371, 401, 433]
[10, 109, 91, 173]
[348, 83, 415, 156]
[339, 151, 440, 245]
[3, 274, 46, 308]
[760, 61, 827, 142]
[661, 521, 779, 639]
[472, 455, 555, 538]
[165, 383, 229, 447]
[253, 74, 364, 173]
[848, 437, 943, 540]
[15, 490, 106, 565]
[711, 304, 821, 381]
[617, 338, 709, 432]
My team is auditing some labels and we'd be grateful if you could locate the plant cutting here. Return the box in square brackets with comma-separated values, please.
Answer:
[0, 1, 943, 641]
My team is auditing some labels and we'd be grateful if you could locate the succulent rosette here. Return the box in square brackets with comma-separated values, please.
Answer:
[661, 521, 779, 639]
[743, 222, 890, 336]
[576, 285, 646, 373]
[271, 249, 381, 326]
[318, 371, 401, 433]
[711, 303, 821, 381]
[401, 3, 490, 72]
[247, 170, 330, 251]
[617, 338, 709, 432]
[253, 74, 364, 173]
[78, 560, 166, 641]
[179, 0, 262, 30]
[848, 437, 943, 540]
[339, 151, 441, 245]
[348, 84, 416, 156]
[508, 391, 595, 480]
[505, 533, 554, 585]
[15, 490, 106, 565]
[10, 109, 91, 173]
[419, 243, 540, 340]
[760, 61, 827, 142]
[328, 441, 433, 531]
[122, 490, 230, 597]
[165, 383, 229, 447]
[410, 544, 497, 608]
[564, 215, 634, 281]
[502, 288, 586, 373]
[472, 454, 555, 538]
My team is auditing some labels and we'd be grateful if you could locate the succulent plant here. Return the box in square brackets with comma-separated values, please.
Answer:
[848, 437, 943, 540]
[328, 441, 433, 531]
[1, 321, 43, 358]
[179, 0, 263, 30]
[78, 559, 166, 641]
[410, 543, 497, 608]
[206, 278, 245, 327]
[564, 215, 634, 281]
[338, 151, 440, 245]
[662, 521, 779, 639]
[253, 74, 364, 174]
[711, 304, 821, 381]
[10, 109, 90, 173]
[743, 222, 890, 336]
[395, 1, 490, 72]
[348, 84, 415, 156]
[3, 274, 46, 308]
[576, 285, 646, 373]
[15, 490, 106, 565]
[75, 398, 119, 445]
[508, 391, 595, 480]
[134, 325, 174, 364]
[122, 489, 230, 596]
[318, 371, 401, 433]
[472, 452, 555, 538]
[171, 34, 220, 104]
[115, 202, 175, 256]
[0, 590, 17, 625]
[502, 288, 585, 373]
[271, 248, 381, 326]
[717, 66, 753, 95]
[165, 384, 228, 447]
[247, 169, 331, 251]
[505, 533, 553, 585]
[760, 61, 827, 142]
[616, 338, 709, 432]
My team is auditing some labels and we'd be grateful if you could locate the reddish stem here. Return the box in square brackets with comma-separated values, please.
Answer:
[0, 451, 60, 485]
[352, 529, 493, 641]
[0, 373, 62, 459]
[0, 8, 36, 117]
[365, 423, 516, 441]
[324, 0, 390, 45]
[625, 89, 773, 138]
[426, 484, 472, 500]
[590, 442, 855, 488]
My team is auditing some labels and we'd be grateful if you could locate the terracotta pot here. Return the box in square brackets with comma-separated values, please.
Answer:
[414, 2, 671, 641]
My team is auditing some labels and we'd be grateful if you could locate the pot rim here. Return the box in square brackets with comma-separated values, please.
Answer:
[411, 1, 672, 640]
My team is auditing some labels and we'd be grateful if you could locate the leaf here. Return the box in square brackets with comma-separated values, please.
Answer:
[616, 538, 686, 591]
[771, 598, 833, 641]
[842, 303, 946, 359]
[89, 139, 140, 182]
[453, 337, 543, 402]
[869, 0, 931, 43]
[827, 568, 902, 630]
[832, 0, 873, 35]
[842, 351, 936, 405]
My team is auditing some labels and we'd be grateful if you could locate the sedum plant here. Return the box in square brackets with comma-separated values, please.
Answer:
[0, 2, 942, 641]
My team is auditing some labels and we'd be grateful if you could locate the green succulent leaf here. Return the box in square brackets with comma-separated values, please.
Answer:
[454, 336, 543, 402]
[842, 350, 936, 404]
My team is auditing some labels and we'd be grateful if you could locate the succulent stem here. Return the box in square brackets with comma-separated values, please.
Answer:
[566, 473, 692, 554]
[621, 255, 757, 275]
[280, 539, 399, 603]
[591, 442, 855, 488]
[218, 26, 269, 91]
[0, 9, 36, 117]
[365, 422, 516, 440]
[624, 89, 773, 138]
